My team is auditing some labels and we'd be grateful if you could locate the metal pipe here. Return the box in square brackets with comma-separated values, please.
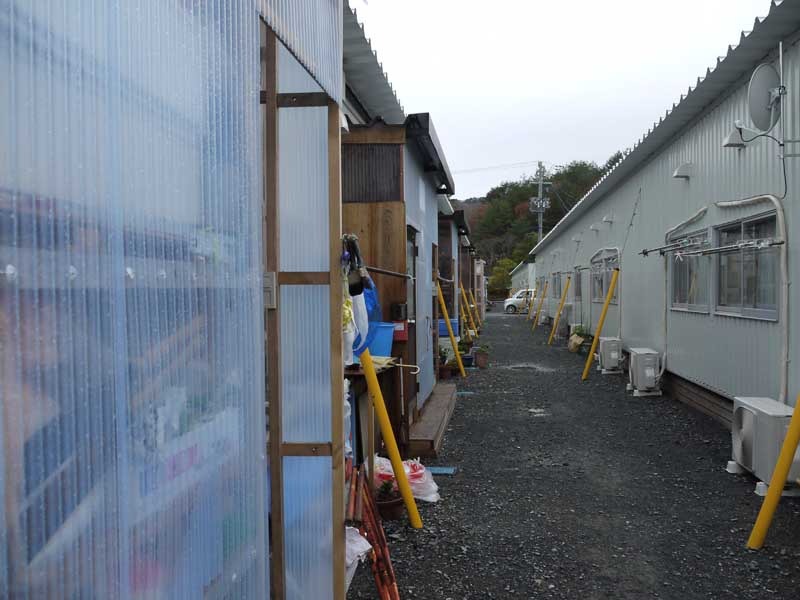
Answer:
[460, 284, 478, 335]
[437, 281, 466, 378]
[359, 348, 423, 529]
[747, 391, 800, 549]
[715, 194, 789, 404]
[582, 269, 620, 381]
[531, 280, 549, 333]
[468, 289, 482, 328]
[548, 275, 572, 345]
[367, 265, 413, 280]
[459, 293, 473, 343]
[589, 247, 621, 338]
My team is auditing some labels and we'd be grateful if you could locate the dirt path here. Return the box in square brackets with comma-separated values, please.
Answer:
[349, 313, 800, 599]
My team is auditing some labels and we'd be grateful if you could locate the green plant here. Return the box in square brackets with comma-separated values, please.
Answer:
[572, 325, 587, 336]
[474, 343, 490, 353]
[377, 479, 398, 501]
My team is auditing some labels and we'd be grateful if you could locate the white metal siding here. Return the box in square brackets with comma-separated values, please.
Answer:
[537, 40, 800, 404]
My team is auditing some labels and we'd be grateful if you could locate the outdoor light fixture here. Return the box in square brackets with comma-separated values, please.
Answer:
[602, 214, 614, 225]
[589, 223, 600, 232]
[723, 127, 746, 148]
[672, 161, 693, 180]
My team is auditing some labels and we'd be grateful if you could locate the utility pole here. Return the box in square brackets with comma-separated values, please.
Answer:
[528, 161, 551, 244]
[536, 161, 546, 242]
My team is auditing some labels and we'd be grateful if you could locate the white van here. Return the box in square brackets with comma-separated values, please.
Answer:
[503, 288, 535, 314]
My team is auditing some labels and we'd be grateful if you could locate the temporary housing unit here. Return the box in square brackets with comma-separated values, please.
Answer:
[510, 261, 537, 294]
[438, 208, 472, 331]
[1, 2, 348, 599]
[340, 115, 455, 421]
[530, 2, 800, 425]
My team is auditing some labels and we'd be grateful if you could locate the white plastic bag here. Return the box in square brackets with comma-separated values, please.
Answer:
[373, 455, 440, 503]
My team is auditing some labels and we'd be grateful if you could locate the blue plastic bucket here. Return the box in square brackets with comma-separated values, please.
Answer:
[368, 322, 395, 357]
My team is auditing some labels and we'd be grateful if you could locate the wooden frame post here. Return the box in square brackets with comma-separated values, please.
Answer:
[261, 23, 285, 599]
[328, 99, 345, 598]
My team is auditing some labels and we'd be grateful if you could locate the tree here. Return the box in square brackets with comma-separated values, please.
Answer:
[487, 257, 517, 297]
[453, 151, 621, 274]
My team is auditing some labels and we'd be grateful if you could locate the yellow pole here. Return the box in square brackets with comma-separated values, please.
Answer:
[531, 280, 549, 333]
[437, 281, 466, 377]
[459, 294, 473, 343]
[747, 392, 800, 549]
[582, 268, 619, 381]
[460, 284, 478, 337]
[548, 275, 571, 345]
[360, 348, 423, 529]
[526, 287, 537, 320]
[468, 289, 482, 328]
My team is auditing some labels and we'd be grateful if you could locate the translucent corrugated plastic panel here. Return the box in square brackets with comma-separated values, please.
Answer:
[259, 0, 342, 103]
[278, 106, 330, 272]
[282, 456, 334, 600]
[1, 1, 269, 597]
[278, 40, 324, 94]
[280, 285, 332, 442]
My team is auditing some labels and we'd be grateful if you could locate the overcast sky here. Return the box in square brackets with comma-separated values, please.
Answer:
[351, 0, 772, 199]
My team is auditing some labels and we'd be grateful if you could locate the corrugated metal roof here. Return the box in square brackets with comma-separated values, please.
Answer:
[343, 3, 406, 124]
[531, 0, 800, 257]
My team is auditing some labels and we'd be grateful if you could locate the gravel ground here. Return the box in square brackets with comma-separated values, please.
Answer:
[349, 312, 800, 599]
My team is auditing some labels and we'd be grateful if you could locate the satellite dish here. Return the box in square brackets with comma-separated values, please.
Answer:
[747, 63, 782, 133]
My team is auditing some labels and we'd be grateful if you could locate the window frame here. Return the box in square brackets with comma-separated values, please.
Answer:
[668, 228, 711, 314]
[712, 212, 779, 322]
[551, 272, 562, 299]
[572, 269, 582, 301]
[591, 250, 619, 304]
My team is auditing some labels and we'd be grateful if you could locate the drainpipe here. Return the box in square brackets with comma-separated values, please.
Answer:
[589, 247, 621, 338]
[713, 195, 789, 404]
[659, 207, 708, 380]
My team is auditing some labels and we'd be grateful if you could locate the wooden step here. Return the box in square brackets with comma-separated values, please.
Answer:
[407, 383, 457, 458]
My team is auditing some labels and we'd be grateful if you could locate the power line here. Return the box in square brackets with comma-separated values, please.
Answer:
[453, 160, 541, 175]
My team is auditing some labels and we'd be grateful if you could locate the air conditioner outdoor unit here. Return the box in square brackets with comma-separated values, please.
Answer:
[626, 347, 661, 397]
[597, 337, 622, 374]
[729, 397, 800, 493]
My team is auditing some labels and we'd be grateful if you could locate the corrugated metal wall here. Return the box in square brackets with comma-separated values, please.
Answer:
[538, 41, 800, 404]
[0, 1, 268, 597]
[259, 0, 343, 104]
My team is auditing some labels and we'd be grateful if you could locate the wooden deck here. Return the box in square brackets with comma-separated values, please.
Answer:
[407, 383, 458, 458]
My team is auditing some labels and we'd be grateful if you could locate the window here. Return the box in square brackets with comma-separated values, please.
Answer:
[670, 231, 709, 311]
[591, 251, 619, 303]
[716, 215, 778, 319]
[551, 273, 562, 299]
[573, 270, 582, 300]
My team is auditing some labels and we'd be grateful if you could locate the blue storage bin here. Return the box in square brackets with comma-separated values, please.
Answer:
[438, 319, 459, 337]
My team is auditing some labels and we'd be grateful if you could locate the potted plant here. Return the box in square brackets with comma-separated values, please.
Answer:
[375, 479, 405, 521]
[473, 344, 490, 369]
